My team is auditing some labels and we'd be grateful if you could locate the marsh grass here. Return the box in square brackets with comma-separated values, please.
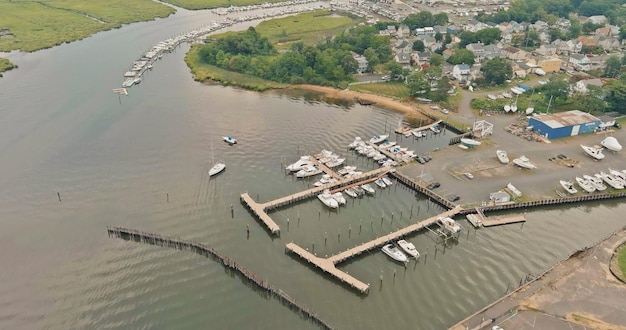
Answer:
[349, 82, 410, 99]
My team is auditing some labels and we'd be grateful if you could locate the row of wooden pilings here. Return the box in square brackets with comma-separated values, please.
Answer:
[389, 171, 456, 210]
[107, 226, 333, 330]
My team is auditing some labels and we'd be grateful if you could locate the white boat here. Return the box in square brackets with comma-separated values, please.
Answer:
[597, 172, 624, 189]
[460, 138, 481, 146]
[487, 94, 497, 100]
[575, 177, 595, 193]
[374, 178, 387, 188]
[512, 156, 537, 169]
[344, 187, 358, 198]
[382, 177, 393, 186]
[317, 150, 334, 163]
[337, 166, 357, 176]
[286, 156, 313, 172]
[222, 135, 237, 145]
[525, 107, 534, 115]
[510, 104, 518, 112]
[325, 156, 345, 168]
[601, 137, 622, 152]
[609, 169, 626, 183]
[583, 174, 607, 191]
[372, 153, 387, 161]
[504, 104, 511, 112]
[352, 186, 365, 196]
[313, 174, 336, 187]
[412, 130, 425, 138]
[344, 170, 363, 178]
[580, 145, 605, 160]
[559, 180, 577, 194]
[348, 137, 363, 149]
[397, 240, 420, 258]
[496, 150, 509, 164]
[295, 166, 322, 178]
[369, 134, 389, 144]
[361, 184, 375, 194]
[381, 244, 408, 263]
[437, 217, 461, 234]
[358, 145, 375, 155]
[122, 78, 135, 88]
[430, 125, 440, 134]
[209, 162, 226, 177]
[133, 77, 142, 84]
[380, 140, 397, 149]
[332, 192, 347, 205]
[318, 190, 339, 209]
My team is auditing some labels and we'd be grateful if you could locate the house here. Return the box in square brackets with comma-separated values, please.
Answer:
[433, 25, 448, 34]
[497, 22, 512, 33]
[501, 33, 513, 43]
[483, 44, 503, 60]
[556, 18, 571, 29]
[569, 53, 591, 71]
[596, 36, 620, 51]
[536, 44, 557, 56]
[415, 27, 435, 36]
[538, 31, 551, 44]
[395, 53, 412, 68]
[510, 21, 527, 33]
[396, 25, 411, 38]
[393, 40, 412, 54]
[352, 52, 369, 74]
[577, 36, 596, 47]
[502, 46, 530, 60]
[586, 15, 607, 25]
[464, 19, 487, 32]
[594, 27, 611, 37]
[466, 42, 485, 62]
[566, 39, 583, 53]
[470, 64, 483, 81]
[551, 39, 570, 54]
[442, 48, 455, 60]
[573, 78, 603, 94]
[537, 57, 562, 73]
[490, 191, 511, 204]
[532, 20, 549, 31]
[452, 64, 471, 82]
[417, 52, 431, 63]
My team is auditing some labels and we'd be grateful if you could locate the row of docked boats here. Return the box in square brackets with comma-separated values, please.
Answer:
[349, 135, 417, 165]
[317, 189, 346, 209]
[285, 150, 346, 179]
[560, 169, 626, 194]
[381, 240, 420, 263]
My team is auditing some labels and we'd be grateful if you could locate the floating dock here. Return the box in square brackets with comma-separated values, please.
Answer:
[286, 206, 462, 294]
[466, 207, 526, 228]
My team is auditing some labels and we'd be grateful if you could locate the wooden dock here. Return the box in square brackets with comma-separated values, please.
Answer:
[241, 167, 394, 236]
[285, 206, 462, 294]
[465, 207, 525, 228]
[309, 156, 341, 180]
[395, 120, 442, 136]
[389, 171, 457, 210]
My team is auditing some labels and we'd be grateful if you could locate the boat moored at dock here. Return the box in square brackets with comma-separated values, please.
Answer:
[381, 244, 408, 263]
[597, 172, 624, 189]
[584, 174, 607, 191]
[318, 190, 339, 209]
[396, 240, 419, 258]
[295, 166, 322, 178]
[286, 156, 313, 172]
[437, 217, 461, 234]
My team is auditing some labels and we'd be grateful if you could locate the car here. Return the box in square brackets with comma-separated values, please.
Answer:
[427, 182, 440, 189]
[381, 75, 390, 81]
[448, 194, 460, 202]
[440, 108, 450, 114]
[464, 172, 474, 179]
[430, 105, 440, 110]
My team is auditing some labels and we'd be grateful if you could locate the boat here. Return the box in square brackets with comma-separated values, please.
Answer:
[396, 240, 420, 258]
[133, 77, 142, 84]
[361, 184, 375, 194]
[313, 174, 336, 187]
[437, 216, 461, 234]
[382, 176, 393, 186]
[348, 137, 363, 149]
[583, 174, 607, 191]
[147, 64, 153, 70]
[460, 138, 481, 146]
[295, 166, 322, 178]
[575, 177, 596, 193]
[372, 153, 386, 161]
[337, 166, 357, 176]
[318, 190, 339, 209]
[430, 125, 440, 134]
[512, 155, 537, 169]
[286, 156, 313, 172]
[487, 94, 497, 100]
[559, 180, 577, 194]
[222, 135, 237, 145]
[381, 244, 408, 263]
[412, 130, 425, 138]
[374, 178, 387, 188]
[597, 172, 624, 189]
[601, 137, 622, 152]
[504, 104, 511, 112]
[369, 134, 389, 144]
[122, 78, 135, 88]
[208, 142, 225, 177]
[380, 140, 397, 149]
[316, 150, 334, 163]
[496, 150, 509, 164]
[344, 188, 358, 198]
[580, 145, 604, 160]
[510, 104, 517, 112]
[525, 107, 534, 115]
[332, 192, 347, 205]
[325, 156, 345, 168]
[352, 186, 365, 196]
[609, 169, 626, 183]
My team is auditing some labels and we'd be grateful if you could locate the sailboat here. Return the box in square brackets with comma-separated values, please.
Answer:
[525, 89, 535, 115]
[209, 142, 225, 177]
[510, 93, 519, 112]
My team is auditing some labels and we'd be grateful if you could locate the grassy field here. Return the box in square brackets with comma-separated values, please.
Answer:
[160, 0, 287, 10]
[349, 82, 411, 99]
[0, 57, 17, 77]
[619, 244, 626, 279]
[255, 10, 361, 48]
[0, 0, 174, 52]
[185, 45, 286, 91]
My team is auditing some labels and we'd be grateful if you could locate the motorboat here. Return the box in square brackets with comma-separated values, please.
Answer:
[337, 166, 357, 176]
[437, 216, 461, 234]
[361, 183, 375, 194]
[559, 180, 577, 194]
[358, 145, 375, 156]
[496, 150, 509, 164]
[295, 166, 322, 178]
[372, 153, 387, 161]
[510, 104, 517, 112]
[575, 177, 595, 193]
[369, 134, 389, 144]
[374, 178, 387, 188]
[380, 140, 397, 149]
[348, 137, 363, 149]
[325, 156, 345, 168]
[597, 172, 624, 189]
[352, 186, 365, 196]
[525, 107, 534, 115]
[133, 77, 142, 84]
[317, 150, 335, 163]
[487, 94, 497, 100]
[382, 176, 393, 186]
[318, 190, 339, 209]
[601, 137, 622, 152]
[412, 130, 425, 138]
[223, 135, 237, 145]
[344, 170, 363, 178]
[381, 244, 408, 263]
[396, 240, 420, 258]
[313, 174, 336, 187]
[460, 138, 481, 146]
[512, 156, 537, 169]
[332, 192, 347, 205]
[504, 104, 511, 112]
[344, 188, 358, 198]
[430, 125, 440, 134]
[609, 169, 626, 183]
[209, 162, 226, 177]
[286, 156, 313, 172]
[583, 174, 607, 191]
[580, 144, 605, 160]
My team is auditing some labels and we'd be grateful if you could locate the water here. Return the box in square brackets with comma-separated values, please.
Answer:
[0, 6, 624, 330]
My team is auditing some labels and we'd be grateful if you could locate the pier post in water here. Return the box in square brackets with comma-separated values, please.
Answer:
[57, 192, 61, 202]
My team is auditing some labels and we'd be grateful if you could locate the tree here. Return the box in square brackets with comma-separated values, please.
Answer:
[447, 49, 475, 66]
[435, 32, 443, 42]
[605, 79, 626, 114]
[474, 28, 502, 45]
[412, 40, 425, 52]
[407, 72, 430, 96]
[539, 76, 569, 103]
[568, 20, 581, 39]
[430, 54, 444, 67]
[620, 25, 626, 41]
[444, 33, 452, 45]
[480, 58, 513, 86]
[603, 55, 621, 78]
[573, 85, 607, 114]
[384, 61, 403, 80]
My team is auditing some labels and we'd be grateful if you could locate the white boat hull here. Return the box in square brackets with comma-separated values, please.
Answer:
[580, 145, 605, 160]
[397, 240, 419, 258]
[381, 244, 408, 263]
[209, 163, 226, 176]
[496, 150, 509, 164]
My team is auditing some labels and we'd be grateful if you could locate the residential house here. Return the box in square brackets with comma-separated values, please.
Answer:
[442, 48, 455, 60]
[464, 19, 488, 32]
[497, 22, 512, 34]
[501, 33, 513, 43]
[596, 36, 620, 51]
[573, 78, 603, 94]
[537, 44, 558, 56]
[556, 18, 571, 29]
[594, 27, 611, 37]
[483, 44, 503, 60]
[393, 40, 412, 55]
[502, 46, 530, 60]
[433, 25, 448, 34]
[577, 36, 596, 48]
[452, 64, 471, 82]
[551, 39, 570, 54]
[538, 31, 551, 44]
[429, 41, 443, 52]
[470, 64, 483, 81]
[510, 21, 527, 33]
[536, 57, 562, 73]
[352, 52, 369, 74]
[395, 53, 412, 68]
[417, 52, 431, 63]
[566, 39, 583, 53]
[396, 25, 411, 38]
[586, 15, 607, 25]
[466, 42, 485, 62]
[532, 20, 549, 31]
[569, 53, 591, 71]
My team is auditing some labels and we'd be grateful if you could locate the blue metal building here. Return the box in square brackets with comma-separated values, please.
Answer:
[527, 110, 601, 140]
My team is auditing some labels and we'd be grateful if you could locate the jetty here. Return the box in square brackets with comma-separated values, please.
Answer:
[285, 206, 463, 294]
[395, 119, 442, 136]
[107, 226, 333, 330]
[241, 167, 394, 236]
[466, 207, 526, 228]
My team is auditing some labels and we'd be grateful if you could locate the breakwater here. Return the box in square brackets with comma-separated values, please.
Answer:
[107, 226, 333, 330]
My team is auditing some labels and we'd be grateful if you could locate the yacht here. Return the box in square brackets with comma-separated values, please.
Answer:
[583, 174, 607, 191]
[381, 244, 408, 263]
[575, 177, 595, 193]
[325, 156, 345, 168]
[437, 217, 461, 234]
[460, 138, 481, 146]
[332, 192, 347, 205]
[580, 144, 605, 160]
[295, 166, 322, 178]
[374, 178, 387, 188]
[512, 156, 537, 169]
[496, 150, 509, 164]
[597, 172, 624, 189]
[559, 180, 577, 194]
[222, 135, 237, 145]
[430, 125, 440, 134]
[344, 188, 358, 198]
[369, 134, 389, 144]
[313, 174, 336, 187]
[396, 240, 420, 258]
[372, 153, 387, 161]
[352, 186, 365, 196]
[379, 140, 397, 149]
[317, 190, 339, 209]
[382, 177, 393, 186]
[412, 130, 425, 138]
[286, 156, 313, 172]
[609, 169, 626, 183]
[348, 137, 363, 149]
[122, 78, 135, 88]
[601, 137, 622, 152]
[209, 162, 226, 177]
[337, 166, 357, 176]
[360, 184, 376, 194]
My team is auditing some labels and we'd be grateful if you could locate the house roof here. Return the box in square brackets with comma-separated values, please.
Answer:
[503, 46, 520, 53]
[455, 64, 470, 70]
[530, 110, 601, 129]
[578, 78, 603, 87]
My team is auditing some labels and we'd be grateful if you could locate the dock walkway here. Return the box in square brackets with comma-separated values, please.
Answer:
[466, 207, 526, 228]
[395, 120, 442, 136]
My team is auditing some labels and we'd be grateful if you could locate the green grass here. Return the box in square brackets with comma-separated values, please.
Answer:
[618, 244, 626, 279]
[185, 44, 286, 91]
[0, 57, 17, 77]
[160, 0, 287, 10]
[0, 0, 175, 52]
[349, 82, 410, 99]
